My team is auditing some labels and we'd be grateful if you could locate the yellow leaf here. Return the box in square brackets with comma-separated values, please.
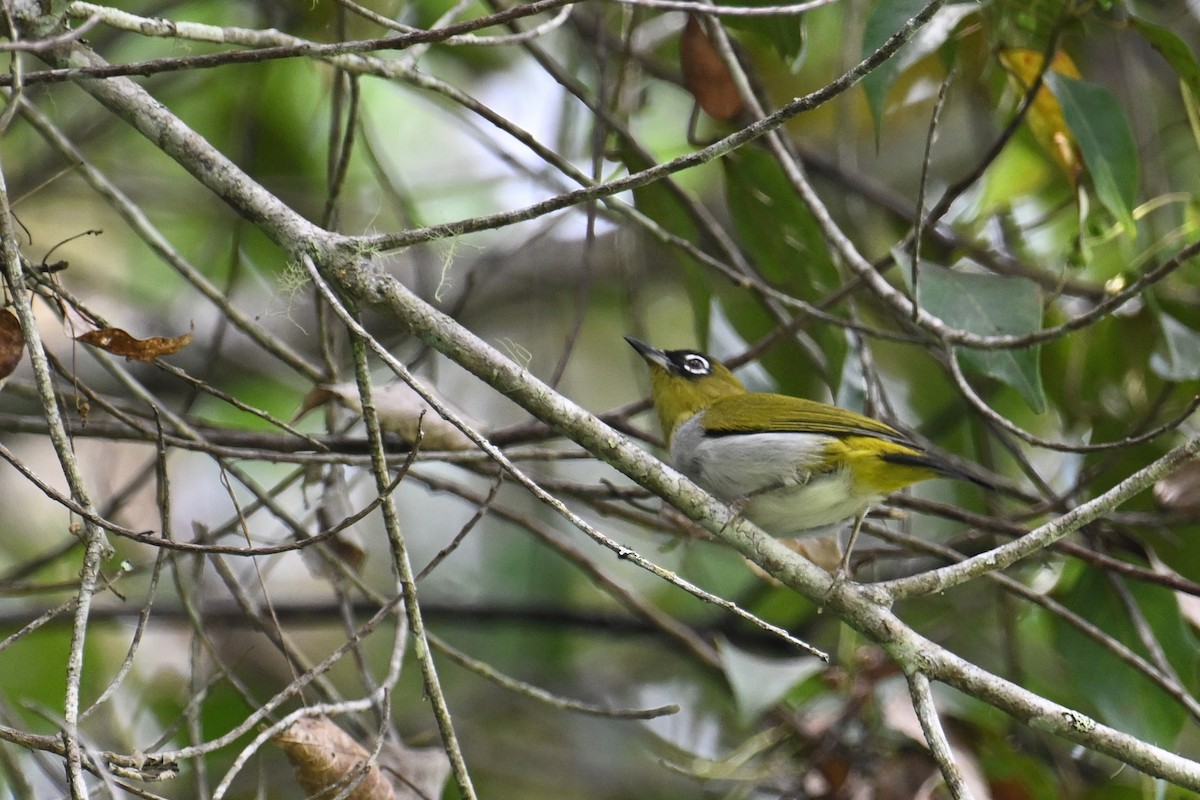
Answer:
[999, 48, 1083, 184]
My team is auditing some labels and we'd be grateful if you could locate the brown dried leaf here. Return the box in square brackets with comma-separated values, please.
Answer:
[273, 716, 396, 800]
[1154, 461, 1200, 513]
[76, 327, 193, 361]
[0, 309, 23, 380]
[680, 15, 744, 122]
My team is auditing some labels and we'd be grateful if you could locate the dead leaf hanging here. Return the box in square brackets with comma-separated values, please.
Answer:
[680, 15, 744, 122]
[76, 327, 193, 361]
[273, 716, 396, 800]
[0, 309, 23, 380]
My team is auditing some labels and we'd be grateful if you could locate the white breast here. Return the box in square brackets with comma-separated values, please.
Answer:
[669, 414, 880, 535]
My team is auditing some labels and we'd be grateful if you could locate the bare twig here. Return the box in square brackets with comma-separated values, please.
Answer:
[906, 672, 974, 800]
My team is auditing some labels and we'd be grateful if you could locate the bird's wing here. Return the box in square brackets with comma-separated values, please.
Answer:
[699, 394, 913, 444]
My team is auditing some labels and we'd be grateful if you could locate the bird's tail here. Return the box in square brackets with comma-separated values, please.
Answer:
[880, 451, 994, 491]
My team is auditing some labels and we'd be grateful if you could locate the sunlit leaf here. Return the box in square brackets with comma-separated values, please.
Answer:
[915, 261, 1046, 412]
[76, 327, 193, 360]
[1044, 71, 1139, 233]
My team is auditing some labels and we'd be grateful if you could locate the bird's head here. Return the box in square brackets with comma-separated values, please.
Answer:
[626, 336, 746, 444]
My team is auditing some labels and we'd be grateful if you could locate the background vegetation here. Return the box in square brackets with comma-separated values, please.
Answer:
[1, 0, 1200, 797]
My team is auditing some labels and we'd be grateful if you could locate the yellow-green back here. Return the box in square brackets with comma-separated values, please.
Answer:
[700, 394, 909, 442]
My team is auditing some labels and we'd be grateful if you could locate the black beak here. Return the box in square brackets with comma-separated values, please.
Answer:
[625, 336, 671, 368]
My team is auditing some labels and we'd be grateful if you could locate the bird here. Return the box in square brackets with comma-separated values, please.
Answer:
[626, 336, 977, 576]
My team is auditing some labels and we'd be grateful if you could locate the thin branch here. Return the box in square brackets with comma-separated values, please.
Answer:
[875, 436, 1200, 600]
[906, 672, 974, 800]
[430, 632, 680, 719]
[0, 144, 109, 800]
[337, 245, 1200, 788]
[9, 0, 584, 86]
[607, 0, 837, 13]
[346, 316, 478, 799]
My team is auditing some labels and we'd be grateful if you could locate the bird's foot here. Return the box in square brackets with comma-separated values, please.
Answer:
[718, 495, 751, 533]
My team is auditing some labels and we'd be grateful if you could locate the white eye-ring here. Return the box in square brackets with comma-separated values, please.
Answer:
[681, 354, 710, 375]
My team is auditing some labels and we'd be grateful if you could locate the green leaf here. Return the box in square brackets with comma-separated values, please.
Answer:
[1150, 313, 1200, 382]
[721, 0, 806, 65]
[860, 1, 978, 139]
[716, 637, 823, 723]
[721, 147, 847, 389]
[1043, 72, 1139, 234]
[1054, 567, 1196, 745]
[617, 144, 712, 342]
[914, 260, 1046, 412]
[1129, 16, 1200, 103]
[722, 148, 840, 295]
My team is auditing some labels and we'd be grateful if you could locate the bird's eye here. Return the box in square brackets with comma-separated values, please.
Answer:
[681, 354, 710, 375]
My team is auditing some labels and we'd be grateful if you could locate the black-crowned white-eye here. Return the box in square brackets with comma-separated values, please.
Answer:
[627, 336, 979, 576]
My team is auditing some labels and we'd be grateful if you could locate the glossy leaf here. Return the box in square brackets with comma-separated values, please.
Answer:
[915, 261, 1046, 412]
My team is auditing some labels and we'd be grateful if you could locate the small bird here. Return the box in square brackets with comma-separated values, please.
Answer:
[627, 336, 975, 576]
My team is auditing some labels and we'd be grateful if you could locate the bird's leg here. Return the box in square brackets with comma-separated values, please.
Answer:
[833, 508, 868, 582]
